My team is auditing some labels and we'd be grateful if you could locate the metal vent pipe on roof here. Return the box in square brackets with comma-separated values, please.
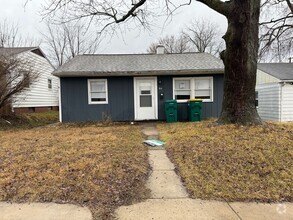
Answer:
[156, 45, 165, 54]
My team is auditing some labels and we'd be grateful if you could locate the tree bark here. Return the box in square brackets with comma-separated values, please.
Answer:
[218, 0, 262, 125]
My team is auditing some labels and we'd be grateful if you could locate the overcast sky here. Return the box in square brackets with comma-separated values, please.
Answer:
[0, 0, 227, 54]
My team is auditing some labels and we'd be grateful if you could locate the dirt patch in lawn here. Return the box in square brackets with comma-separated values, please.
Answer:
[0, 124, 150, 219]
[0, 111, 59, 130]
[158, 121, 293, 203]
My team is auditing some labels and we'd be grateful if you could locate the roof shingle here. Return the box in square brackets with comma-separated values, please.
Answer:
[0, 47, 37, 57]
[258, 63, 293, 80]
[53, 53, 224, 77]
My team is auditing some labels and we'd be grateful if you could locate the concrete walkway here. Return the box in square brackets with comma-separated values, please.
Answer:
[0, 203, 92, 220]
[115, 123, 293, 220]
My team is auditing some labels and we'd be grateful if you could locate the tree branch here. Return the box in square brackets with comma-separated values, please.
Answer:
[285, 0, 293, 14]
[196, 0, 230, 17]
[260, 14, 293, 25]
[89, 0, 147, 24]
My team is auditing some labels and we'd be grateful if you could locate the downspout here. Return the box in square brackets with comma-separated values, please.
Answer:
[58, 77, 62, 122]
[279, 82, 285, 122]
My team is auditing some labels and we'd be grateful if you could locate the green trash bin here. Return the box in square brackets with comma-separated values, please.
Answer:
[188, 99, 202, 122]
[165, 100, 177, 123]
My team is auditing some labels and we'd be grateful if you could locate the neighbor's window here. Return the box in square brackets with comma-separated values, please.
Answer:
[48, 79, 52, 89]
[22, 71, 30, 88]
[88, 79, 108, 104]
[194, 77, 213, 101]
[173, 77, 213, 102]
[255, 91, 258, 107]
[174, 79, 191, 100]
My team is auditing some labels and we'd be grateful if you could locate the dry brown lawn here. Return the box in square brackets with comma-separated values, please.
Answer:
[0, 111, 59, 130]
[0, 124, 150, 219]
[158, 121, 293, 202]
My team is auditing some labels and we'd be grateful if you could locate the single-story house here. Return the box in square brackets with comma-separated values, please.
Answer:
[0, 47, 59, 114]
[53, 47, 224, 122]
[256, 63, 293, 122]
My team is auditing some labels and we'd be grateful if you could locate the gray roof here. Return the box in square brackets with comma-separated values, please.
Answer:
[53, 53, 224, 77]
[258, 63, 293, 80]
[0, 47, 37, 57]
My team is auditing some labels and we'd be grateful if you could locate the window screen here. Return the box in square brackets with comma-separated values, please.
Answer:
[174, 79, 191, 100]
[194, 78, 212, 100]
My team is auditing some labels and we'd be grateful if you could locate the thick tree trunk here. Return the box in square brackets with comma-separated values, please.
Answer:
[218, 0, 262, 125]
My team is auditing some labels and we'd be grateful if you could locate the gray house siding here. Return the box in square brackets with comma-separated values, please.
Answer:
[157, 74, 224, 121]
[61, 74, 224, 122]
[61, 77, 134, 122]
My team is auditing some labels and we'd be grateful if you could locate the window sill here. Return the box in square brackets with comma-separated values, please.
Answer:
[89, 102, 108, 105]
[176, 100, 213, 103]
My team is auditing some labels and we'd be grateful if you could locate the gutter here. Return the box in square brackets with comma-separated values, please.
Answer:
[282, 80, 293, 83]
[52, 69, 225, 77]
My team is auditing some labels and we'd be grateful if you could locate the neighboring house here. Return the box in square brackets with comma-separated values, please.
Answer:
[0, 47, 59, 113]
[256, 63, 293, 122]
[53, 47, 224, 122]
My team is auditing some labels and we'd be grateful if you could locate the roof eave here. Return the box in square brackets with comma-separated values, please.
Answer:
[53, 69, 224, 77]
[281, 79, 293, 82]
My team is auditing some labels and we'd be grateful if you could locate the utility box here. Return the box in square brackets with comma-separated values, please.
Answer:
[188, 99, 202, 122]
[165, 100, 178, 123]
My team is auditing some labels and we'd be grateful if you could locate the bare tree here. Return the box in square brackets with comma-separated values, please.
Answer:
[0, 19, 41, 48]
[42, 20, 101, 67]
[42, 0, 263, 125]
[147, 35, 190, 54]
[259, 0, 293, 62]
[147, 19, 223, 55]
[0, 55, 39, 113]
[0, 20, 20, 47]
[183, 18, 224, 55]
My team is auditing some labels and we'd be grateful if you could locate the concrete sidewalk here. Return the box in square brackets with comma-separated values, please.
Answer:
[115, 123, 292, 220]
[0, 203, 92, 220]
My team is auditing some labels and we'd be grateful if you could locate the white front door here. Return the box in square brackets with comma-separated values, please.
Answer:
[134, 77, 157, 120]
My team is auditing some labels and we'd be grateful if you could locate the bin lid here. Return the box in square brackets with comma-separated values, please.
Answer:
[188, 98, 202, 102]
[165, 100, 177, 103]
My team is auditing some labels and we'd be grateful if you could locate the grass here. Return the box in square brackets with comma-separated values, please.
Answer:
[0, 111, 59, 130]
[158, 120, 293, 203]
[0, 124, 150, 219]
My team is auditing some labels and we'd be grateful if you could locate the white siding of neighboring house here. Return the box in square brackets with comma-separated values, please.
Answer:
[256, 83, 281, 122]
[256, 69, 280, 84]
[281, 83, 293, 122]
[12, 50, 59, 108]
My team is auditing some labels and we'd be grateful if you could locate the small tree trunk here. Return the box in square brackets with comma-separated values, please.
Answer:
[0, 101, 12, 117]
[218, 0, 262, 125]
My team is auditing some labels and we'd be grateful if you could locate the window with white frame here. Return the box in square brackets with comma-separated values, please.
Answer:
[194, 77, 213, 100]
[174, 79, 191, 100]
[88, 79, 108, 104]
[173, 77, 213, 102]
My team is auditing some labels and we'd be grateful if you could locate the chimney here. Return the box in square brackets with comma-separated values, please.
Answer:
[156, 45, 165, 54]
